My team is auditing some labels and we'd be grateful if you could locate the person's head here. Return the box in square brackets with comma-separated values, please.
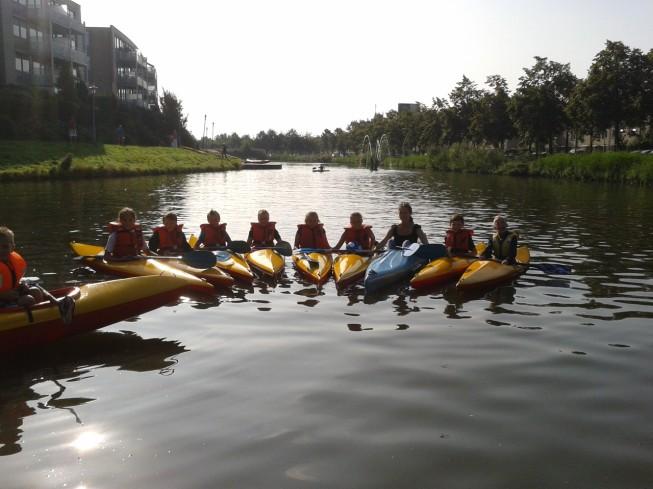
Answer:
[398, 202, 413, 224]
[207, 209, 221, 226]
[350, 212, 363, 228]
[118, 207, 136, 229]
[493, 215, 508, 233]
[257, 209, 270, 225]
[163, 212, 178, 232]
[305, 211, 320, 227]
[0, 227, 16, 261]
[450, 214, 464, 232]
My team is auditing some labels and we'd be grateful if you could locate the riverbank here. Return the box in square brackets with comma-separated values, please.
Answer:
[0, 141, 241, 181]
[382, 147, 653, 185]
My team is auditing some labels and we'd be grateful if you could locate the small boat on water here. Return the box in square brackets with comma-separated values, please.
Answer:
[245, 159, 272, 164]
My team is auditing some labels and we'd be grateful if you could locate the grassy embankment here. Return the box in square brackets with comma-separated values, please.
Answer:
[380, 146, 653, 185]
[0, 141, 241, 181]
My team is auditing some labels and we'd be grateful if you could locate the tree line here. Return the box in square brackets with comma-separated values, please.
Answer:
[0, 66, 195, 147]
[211, 40, 653, 158]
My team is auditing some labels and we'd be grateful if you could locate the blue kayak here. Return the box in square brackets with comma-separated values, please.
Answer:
[364, 248, 428, 293]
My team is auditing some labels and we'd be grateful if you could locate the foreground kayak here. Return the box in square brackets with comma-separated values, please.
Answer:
[246, 249, 285, 277]
[456, 246, 531, 290]
[0, 276, 186, 355]
[410, 243, 487, 289]
[333, 253, 370, 286]
[70, 242, 215, 294]
[292, 252, 332, 284]
[214, 250, 255, 282]
[364, 248, 428, 293]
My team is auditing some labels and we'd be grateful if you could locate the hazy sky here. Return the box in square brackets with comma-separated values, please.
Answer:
[81, 0, 653, 138]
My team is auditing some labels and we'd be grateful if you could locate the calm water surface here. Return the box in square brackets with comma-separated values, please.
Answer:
[1, 164, 652, 488]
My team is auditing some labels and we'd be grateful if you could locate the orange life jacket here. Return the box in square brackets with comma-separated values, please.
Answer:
[200, 223, 227, 247]
[342, 225, 373, 250]
[445, 228, 474, 253]
[250, 222, 276, 247]
[0, 252, 27, 293]
[297, 223, 329, 249]
[153, 224, 185, 253]
[107, 222, 144, 258]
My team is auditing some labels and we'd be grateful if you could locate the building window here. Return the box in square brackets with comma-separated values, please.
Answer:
[27, 0, 42, 7]
[29, 28, 44, 43]
[33, 61, 45, 76]
[13, 22, 28, 39]
[15, 56, 30, 73]
[13, 0, 27, 6]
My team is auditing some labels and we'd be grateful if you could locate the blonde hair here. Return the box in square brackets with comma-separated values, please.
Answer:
[0, 226, 15, 244]
[258, 209, 269, 218]
[207, 209, 220, 221]
[118, 207, 136, 221]
[305, 211, 320, 223]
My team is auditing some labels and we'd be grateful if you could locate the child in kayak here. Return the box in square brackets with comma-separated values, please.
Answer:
[332, 212, 376, 250]
[149, 212, 192, 256]
[105, 207, 149, 260]
[376, 202, 429, 249]
[0, 227, 43, 307]
[445, 214, 475, 257]
[194, 209, 232, 250]
[481, 215, 518, 264]
[294, 211, 330, 249]
[247, 209, 282, 248]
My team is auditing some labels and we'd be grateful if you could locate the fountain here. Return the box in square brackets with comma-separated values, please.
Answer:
[360, 134, 390, 171]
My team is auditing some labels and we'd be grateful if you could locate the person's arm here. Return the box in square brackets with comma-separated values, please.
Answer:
[180, 232, 192, 253]
[333, 231, 347, 250]
[467, 235, 476, 256]
[417, 227, 429, 245]
[505, 236, 518, 264]
[148, 232, 160, 254]
[481, 238, 492, 259]
[368, 228, 377, 248]
[246, 229, 253, 246]
[274, 229, 282, 244]
[293, 229, 301, 248]
[194, 230, 205, 250]
[105, 232, 117, 255]
[375, 226, 395, 250]
[224, 230, 232, 244]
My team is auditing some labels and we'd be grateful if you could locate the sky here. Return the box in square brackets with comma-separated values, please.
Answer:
[81, 0, 653, 139]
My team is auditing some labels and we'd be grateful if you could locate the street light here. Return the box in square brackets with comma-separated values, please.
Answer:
[89, 84, 97, 144]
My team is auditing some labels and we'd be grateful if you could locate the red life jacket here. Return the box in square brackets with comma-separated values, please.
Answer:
[107, 222, 144, 258]
[445, 228, 474, 253]
[297, 223, 329, 249]
[250, 222, 276, 246]
[153, 224, 185, 253]
[342, 225, 374, 250]
[0, 252, 27, 293]
[200, 223, 227, 247]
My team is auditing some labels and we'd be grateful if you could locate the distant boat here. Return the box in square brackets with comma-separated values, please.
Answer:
[245, 159, 272, 164]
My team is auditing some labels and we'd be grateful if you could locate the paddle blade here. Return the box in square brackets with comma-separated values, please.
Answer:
[532, 263, 572, 275]
[227, 240, 250, 254]
[414, 244, 447, 260]
[276, 241, 293, 257]
[401, 243, 421, 257]
[180, 250, 217, 268]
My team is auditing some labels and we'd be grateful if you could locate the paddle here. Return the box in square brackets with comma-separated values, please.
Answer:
[22, 277, 75, 325]
[75, 250, 217, 269]
[202, 240, 250, 254]
[254, 241, 293, 257]
[401, 243, 447, 260]
[296, 247, 379, 256]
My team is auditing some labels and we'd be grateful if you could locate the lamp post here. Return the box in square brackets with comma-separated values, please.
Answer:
[89, 84, 97, 144]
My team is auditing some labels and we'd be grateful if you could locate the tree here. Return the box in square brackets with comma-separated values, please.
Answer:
[56, 65, 80, 126]
[470, 75, 515, 149]
[160, 90, 193, 146]
[445, 75, 484, 145]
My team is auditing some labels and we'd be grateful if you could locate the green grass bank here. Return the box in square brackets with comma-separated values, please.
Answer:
[382, 147, 653, 185]
[0, 141, 241, 181]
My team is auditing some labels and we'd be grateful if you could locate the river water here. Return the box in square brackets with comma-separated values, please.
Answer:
[1, 164, 652, 488]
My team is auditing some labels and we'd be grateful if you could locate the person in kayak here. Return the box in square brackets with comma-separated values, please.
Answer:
[149, 212, 193, 256]
[376, 202, 429, 249]
[294, 211, 330, 249]
[481, 215, 518, 264]
[194, 210, 232, 250]
[105, 207, 149, 260]
[333, 212, 376, 250]
[0, 227, 43, 307]
[445, 214, 475, 257]
[247, 209, 282, 248]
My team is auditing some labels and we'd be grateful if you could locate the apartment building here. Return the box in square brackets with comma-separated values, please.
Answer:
[87, 25, 157, 109]
[0, 0, 89, 88]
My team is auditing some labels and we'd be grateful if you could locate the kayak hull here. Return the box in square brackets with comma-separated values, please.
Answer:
[214, 250, 255, 282]
[411, 256, 477, 289]
[246, 249, 285, 277]
[0, 276, 186, 355]
[364, 249, 427, 293]
[292, 252, 332, 284]
[70, 242, 215, 294]
[333, 253, 370, 286]
[456, 246, 530, 290]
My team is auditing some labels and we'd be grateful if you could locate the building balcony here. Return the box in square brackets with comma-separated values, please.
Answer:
[117, 74, 138, 89]
[52, 37, 89, 67]
[48, 5, 85, 34]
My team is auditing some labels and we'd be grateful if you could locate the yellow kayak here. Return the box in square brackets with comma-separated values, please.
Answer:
[292, 252, 332, 284]
[0, 276, 187, 355]
[188, 235, 254, 282]
[411, 243, 486, 289]
[70, 242, 216, 294]
[456, 246, 530, 290]
[333, 253, 370, 286]
[246, 249, 285, 277]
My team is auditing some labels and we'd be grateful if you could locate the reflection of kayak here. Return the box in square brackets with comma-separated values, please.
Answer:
[333, 253, 370, 286]
[456, 246, 530, 290]
[312, 169, 329, 172]
[292, 252, 332, 284]
[364, 248, 427, 293]
[411, 243, 486, 289]
[70, 242, 215, 294]
[246, 249, 285, 277]
[0, 276, 186, 355]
